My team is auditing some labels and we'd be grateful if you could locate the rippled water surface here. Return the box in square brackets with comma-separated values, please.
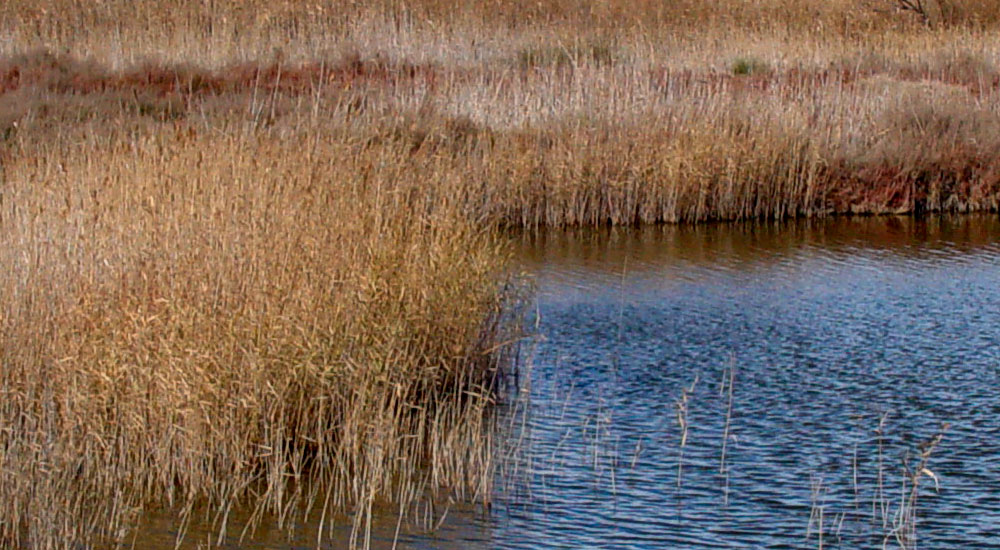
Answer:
[144, 215, 1000, 549]
[497, 215, 1000, 550]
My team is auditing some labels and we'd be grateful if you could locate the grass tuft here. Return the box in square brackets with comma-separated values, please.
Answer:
[732, 57, 770, 76]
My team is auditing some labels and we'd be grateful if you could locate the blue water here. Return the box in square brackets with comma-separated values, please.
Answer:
[490, 216, 1000, 549]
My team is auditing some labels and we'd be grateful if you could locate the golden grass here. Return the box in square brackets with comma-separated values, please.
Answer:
[2, 0, 1000, 548]
[0, 117, 518, 548]
[4, 0, 998, 224]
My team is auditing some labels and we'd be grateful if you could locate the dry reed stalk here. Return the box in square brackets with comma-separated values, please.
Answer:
[885, 422, 949, 549]
[674, 375, 698, 489]
[808, 475, 827, 549]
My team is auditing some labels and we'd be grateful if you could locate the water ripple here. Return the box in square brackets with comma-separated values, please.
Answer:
[497, 215, 1000, 549]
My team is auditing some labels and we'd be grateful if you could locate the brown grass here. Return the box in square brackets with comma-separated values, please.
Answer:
[2, 0, 1000, 548]
[0, 115, 518, 548]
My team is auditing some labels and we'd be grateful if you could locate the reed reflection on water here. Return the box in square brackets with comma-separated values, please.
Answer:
[141, 215, 1000, 549]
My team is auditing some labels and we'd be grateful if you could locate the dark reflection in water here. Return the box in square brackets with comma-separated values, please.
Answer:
[135, 503, 491, 549]
[140, 215, 1000, 549]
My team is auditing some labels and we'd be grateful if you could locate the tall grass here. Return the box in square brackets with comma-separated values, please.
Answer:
[1, 0, 999, 547]
[4, 0, 999, 224]
[0, 116, 518, 548]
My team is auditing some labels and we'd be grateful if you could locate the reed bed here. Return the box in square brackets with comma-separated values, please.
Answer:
[1, 0, 998, 547]
[4, 0, 999, 225]
[0, 116, 518, 548]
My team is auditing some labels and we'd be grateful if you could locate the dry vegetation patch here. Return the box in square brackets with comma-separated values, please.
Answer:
[0, 122, 517, 548]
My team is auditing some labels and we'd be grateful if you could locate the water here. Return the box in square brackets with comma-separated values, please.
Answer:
[500, 215, 1000, 550]
[143, 215, 1000, 549]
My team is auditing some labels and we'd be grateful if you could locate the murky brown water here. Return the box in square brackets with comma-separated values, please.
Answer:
[135, 503, 488, 549]
[139, 215, 1000, 549]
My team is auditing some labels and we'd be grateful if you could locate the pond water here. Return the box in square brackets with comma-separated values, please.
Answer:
[498, 215, 1000, 550]
[142, 215, 1000, 549]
